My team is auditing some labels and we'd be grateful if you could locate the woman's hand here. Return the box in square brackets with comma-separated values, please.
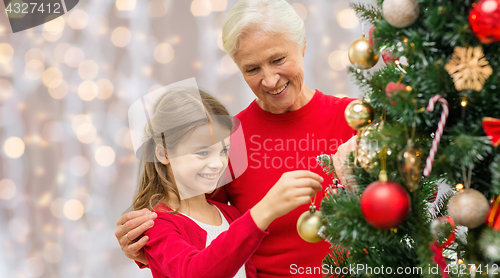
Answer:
[250, 170, 323, 231]
[115, 208, 157, 265]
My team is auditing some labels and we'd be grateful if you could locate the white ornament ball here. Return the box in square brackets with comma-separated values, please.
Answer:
[382, 0, 420, 28]
[448, 188, 490, 229]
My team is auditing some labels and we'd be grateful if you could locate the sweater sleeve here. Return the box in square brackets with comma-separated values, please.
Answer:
[144, 211, 268, 278]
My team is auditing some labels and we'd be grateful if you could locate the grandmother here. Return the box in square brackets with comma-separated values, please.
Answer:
[115, 0, 356, 277]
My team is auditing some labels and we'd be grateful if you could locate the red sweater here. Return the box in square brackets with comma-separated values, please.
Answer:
[212, 90, 356, 277]
[144, 200, 268, 278]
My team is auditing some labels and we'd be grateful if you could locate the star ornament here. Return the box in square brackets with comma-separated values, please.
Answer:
[445, 46, 493, 92]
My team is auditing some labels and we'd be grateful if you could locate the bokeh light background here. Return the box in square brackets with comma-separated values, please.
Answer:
[0, 0, 378, 277]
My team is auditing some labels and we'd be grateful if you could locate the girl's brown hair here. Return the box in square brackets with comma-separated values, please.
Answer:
[132, 88, 232, 212]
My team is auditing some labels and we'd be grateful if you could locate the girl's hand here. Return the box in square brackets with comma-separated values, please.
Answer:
[115, 208, 157, 265]
[250, 170, 323, 231]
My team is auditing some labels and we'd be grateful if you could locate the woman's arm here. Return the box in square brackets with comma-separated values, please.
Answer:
[145, 211, 267, 278]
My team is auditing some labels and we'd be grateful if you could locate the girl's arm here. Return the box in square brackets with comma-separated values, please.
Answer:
[144, 211, 267, 278]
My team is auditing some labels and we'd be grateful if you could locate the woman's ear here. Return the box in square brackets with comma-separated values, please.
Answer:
[155, 145, 170, 165]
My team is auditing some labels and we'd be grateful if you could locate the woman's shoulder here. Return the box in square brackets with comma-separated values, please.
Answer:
[207, 200, 242, 221]
[315, 90, 356, 107]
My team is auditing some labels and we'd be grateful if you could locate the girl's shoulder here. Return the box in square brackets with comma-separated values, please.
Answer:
[207, 200, 242, 222]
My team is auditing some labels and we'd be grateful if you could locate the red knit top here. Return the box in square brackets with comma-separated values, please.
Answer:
[144, 200, 268, 278]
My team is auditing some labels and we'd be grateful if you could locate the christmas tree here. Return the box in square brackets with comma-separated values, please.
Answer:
[318, 0, 500, 277]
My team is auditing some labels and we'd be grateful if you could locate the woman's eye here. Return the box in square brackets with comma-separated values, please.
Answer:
[196, 151, 209, 156]
[274, 57, 284, 63]
[247, 68, 257, 73]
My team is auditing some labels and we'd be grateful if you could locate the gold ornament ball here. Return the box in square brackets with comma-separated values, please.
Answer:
[345, 100, 374, 129]
[297, 208, 325, 243]
[348, 36, 379, 69]
[357, 123, 382, 172]
[397, 141, 423, 192]
[448, 188, 490, 229]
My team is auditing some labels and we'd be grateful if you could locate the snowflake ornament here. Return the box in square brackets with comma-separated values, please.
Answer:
[445, 46, 493, 92]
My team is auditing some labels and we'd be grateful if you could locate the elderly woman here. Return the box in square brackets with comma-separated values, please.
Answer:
[115, 0, 356, 277]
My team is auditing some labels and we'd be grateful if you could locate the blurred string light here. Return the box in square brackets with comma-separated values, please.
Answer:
[0, 79, 12, 100]
[191, 0, 211, 17]
[43, 16, 65, 41]
[114, 127, 134, 149]
[217, 32, 224, 51]
[54, 43, 71, 63]
[328, 50, 350, 71]
[78, 80, 98, 101]
[24, 257, 45, 278]
[63, 199, 85, 220]
[69, 156, 90, 176]
[220, 54, 239, 74]
[148, 0, 168, 17]
[48, 80, 68, 99]
[50, 198, 66, 218]
[95, 146, 116, 167]
[72, 114, 97, 144]
[116, 0, 136, 11]
[42, 67, 63, 88]
[37, 192, 52, 207]
[0, 62, 12, 75]
[64, 47, 85, 68]
[210, 0, 227, 12]
[68, 9, 89, 30]
[43, 242, 63, 264]
[0, 179, 16, 200]
[25, 60, 45, 80]
[111, 27, 131, 47]
[96, 79, 114, 100]
[78, 60, 99, 80]
[291, 3, 308, 21]
[25, 48, 45, 63]
[193, 60, 203, 70]
[3, 136, 25, 158]
[337, 9, 359, 29]
[76, 123, 97, 143]
[154, 43, 175, 64]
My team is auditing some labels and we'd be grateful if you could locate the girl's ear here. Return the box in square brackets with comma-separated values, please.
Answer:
[155, 145, 170, 165]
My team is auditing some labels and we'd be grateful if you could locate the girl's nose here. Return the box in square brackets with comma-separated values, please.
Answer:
[207, 154, 224, 170]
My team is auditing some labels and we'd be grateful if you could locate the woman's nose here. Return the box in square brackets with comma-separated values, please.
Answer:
[261, 69, 279, 89]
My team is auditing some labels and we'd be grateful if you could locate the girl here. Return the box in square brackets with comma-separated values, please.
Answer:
[131, 88, 323, 278]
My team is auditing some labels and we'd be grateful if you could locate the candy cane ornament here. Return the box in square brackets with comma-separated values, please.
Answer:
[423, 95, 449, 177]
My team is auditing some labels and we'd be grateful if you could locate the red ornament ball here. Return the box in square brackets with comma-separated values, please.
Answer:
[369, 26, 399, 64]
[361, 180, 411, 229]
[469, 0, 500, 44]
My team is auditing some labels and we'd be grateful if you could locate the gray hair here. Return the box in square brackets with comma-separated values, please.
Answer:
[222, 0, 306, 59]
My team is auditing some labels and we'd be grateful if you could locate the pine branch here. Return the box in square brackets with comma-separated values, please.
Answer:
[350, 3, 381, 25]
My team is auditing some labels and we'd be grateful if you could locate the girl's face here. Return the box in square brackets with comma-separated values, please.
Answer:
[168, 123, 230, 199]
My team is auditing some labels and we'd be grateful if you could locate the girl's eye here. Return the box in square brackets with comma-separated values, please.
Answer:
[196, 151, 209, 156]
[220, 148, 229, 155]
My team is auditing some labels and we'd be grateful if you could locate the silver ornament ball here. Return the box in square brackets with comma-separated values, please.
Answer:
[382, 0, 420, 28]
[448, 188, 490, 229]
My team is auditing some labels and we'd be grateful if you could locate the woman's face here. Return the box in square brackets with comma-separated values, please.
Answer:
[168, 123, 230, 199]
[234, 31, 307, 114]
